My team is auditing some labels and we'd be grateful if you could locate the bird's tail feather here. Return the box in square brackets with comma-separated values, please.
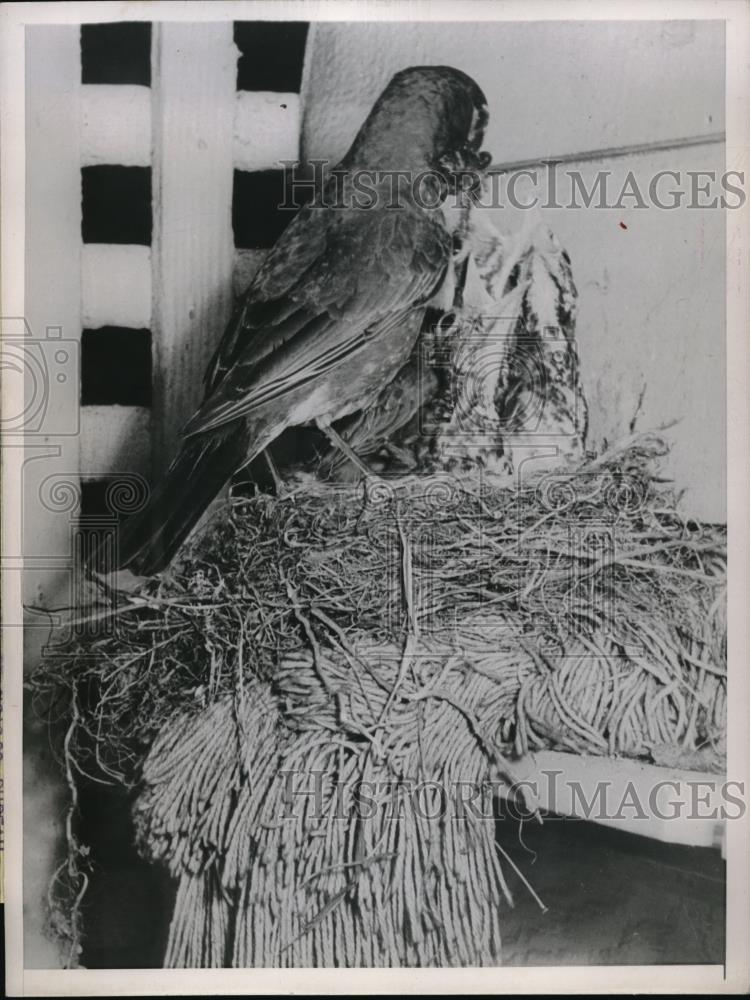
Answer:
[110, 427, 251, 577]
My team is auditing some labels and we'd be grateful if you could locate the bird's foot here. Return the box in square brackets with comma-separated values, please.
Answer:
[315, 417, 374, 479]
[262, 448, 290, 497]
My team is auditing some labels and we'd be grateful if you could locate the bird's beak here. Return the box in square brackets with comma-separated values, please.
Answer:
[463, 147, 493, 173]
[459, 147, 493, 200]
[477, 151, 493, 171]
[436, 146, 493, 204]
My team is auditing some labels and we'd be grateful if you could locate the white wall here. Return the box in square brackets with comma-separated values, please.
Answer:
[301, 20, 726, 521]
[301, 20, 723, 163]
[23, 26, 82, 968]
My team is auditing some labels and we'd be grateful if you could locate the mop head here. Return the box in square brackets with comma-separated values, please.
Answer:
[32, 432, 726, 967]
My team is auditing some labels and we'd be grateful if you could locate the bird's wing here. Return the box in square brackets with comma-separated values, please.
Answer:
[201, 201, 331, 396]
[184, 204, 451, 437]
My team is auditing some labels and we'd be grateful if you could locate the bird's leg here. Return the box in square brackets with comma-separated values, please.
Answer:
[315, 418, 374, 478]
[263, 448, 286, 496]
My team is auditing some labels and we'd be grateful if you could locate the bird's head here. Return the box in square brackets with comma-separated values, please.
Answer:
[341, 65, 492, 181]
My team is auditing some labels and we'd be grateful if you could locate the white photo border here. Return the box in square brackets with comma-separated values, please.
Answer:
[2, 1, 748, 994]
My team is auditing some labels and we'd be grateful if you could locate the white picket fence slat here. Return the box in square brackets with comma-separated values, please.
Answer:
[81, 244, 152, 329]
[80, 405, 151, 476]
[80, 83, 151, 166]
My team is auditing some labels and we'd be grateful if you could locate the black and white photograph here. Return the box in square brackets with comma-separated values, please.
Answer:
[2, 0, 749, 993]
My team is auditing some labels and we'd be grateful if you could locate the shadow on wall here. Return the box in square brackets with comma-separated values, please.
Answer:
[22, 676, 176, 969]
[76, 784, 175, 969]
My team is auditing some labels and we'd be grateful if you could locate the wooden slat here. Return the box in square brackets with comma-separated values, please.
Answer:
[81, 244, 151, 329]
[80, 405, 151, 477]
[233, 90, 300, 171]
[150, 23, 238, 469]
[80, 83, 151, 166]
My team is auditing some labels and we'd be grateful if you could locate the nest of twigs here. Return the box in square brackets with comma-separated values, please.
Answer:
[31, 431, 727, 967]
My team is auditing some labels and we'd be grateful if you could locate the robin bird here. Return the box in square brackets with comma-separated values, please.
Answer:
[112, 66, 492, 575]
[296, 217, 479, 482]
